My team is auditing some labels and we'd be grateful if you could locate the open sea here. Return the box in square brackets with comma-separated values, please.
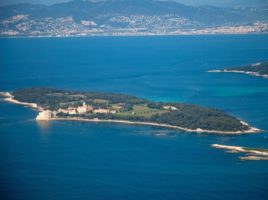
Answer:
[0, 35, 268, 200]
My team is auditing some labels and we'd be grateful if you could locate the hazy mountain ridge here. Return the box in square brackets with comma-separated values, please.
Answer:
[1, 0, 268, 36]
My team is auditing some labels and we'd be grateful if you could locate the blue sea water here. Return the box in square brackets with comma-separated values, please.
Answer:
[0, 35, 268, 200]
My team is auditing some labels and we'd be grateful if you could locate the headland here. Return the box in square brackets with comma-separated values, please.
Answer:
[208, 61, 268, 79]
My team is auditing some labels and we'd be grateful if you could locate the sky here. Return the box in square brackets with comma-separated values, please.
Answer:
[0, 0, 267, 7]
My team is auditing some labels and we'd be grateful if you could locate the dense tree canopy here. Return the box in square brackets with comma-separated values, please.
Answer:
[13, 87, 250, 132]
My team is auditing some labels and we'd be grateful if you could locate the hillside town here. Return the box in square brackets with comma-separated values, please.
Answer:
[1, 14, 268, 37]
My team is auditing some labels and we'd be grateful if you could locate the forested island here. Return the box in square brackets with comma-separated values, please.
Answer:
[208, 61, 268, 79]
[0, 87, 261, 134]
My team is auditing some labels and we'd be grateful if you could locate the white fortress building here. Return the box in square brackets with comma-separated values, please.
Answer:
[36, 110, 52, 121]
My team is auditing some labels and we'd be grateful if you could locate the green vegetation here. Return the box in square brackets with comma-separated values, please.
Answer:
[226, 61, 268, 76]
[13, 87, 251, 132]
[13, 87, 148, 110]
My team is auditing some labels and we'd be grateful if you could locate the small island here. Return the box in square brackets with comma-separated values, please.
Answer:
[0, 87, 261, 134]
[208, 61, 268, 79]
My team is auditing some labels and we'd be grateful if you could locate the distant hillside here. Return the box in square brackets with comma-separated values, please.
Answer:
[0, 0, 268, 36]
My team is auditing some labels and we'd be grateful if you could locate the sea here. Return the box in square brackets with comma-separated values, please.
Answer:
[0, 35, 268, 200]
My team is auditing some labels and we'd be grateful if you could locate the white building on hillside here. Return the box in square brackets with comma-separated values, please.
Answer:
[163, 105, 178, 111]
[93, 109, 110, 114]
[58, 108, 77, 115]
[93, 109, 116, 114]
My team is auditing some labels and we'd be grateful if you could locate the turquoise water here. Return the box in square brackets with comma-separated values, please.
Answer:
[0, 35, 268, 200]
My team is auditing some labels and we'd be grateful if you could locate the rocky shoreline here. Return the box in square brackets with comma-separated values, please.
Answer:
[52, 117, 261, 135]
[0, 92, 42, 110]
[212, 144, 268, 161]
[208, 69, 268, 79]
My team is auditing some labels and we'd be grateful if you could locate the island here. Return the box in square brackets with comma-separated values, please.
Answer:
[0, 87, 261, 134]
[212, 144, 268, 161]
[208, 61, 268, 79]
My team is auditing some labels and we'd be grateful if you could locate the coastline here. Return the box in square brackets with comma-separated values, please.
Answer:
[52, 117, 261, 135]
[208, 69, 268, 79]
[0, 91, 261, 135]
[212, 144, 268, 161]
[0, 92, 42, 111]
[1, 33, 268, 39]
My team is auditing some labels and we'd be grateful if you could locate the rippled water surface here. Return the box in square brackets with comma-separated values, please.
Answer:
[0, 35, 268, 200]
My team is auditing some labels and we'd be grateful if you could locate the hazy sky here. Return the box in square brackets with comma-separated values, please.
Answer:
[0, 0, 267, 7]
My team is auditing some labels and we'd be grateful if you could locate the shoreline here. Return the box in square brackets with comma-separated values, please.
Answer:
[52, 117, 260, 135]
[0, 92, 43, 111]
[208, 69, 268, 79]
[0, 91, 262, 135]
[212, 144, 268, 160]
[1, 33, 268, 39]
